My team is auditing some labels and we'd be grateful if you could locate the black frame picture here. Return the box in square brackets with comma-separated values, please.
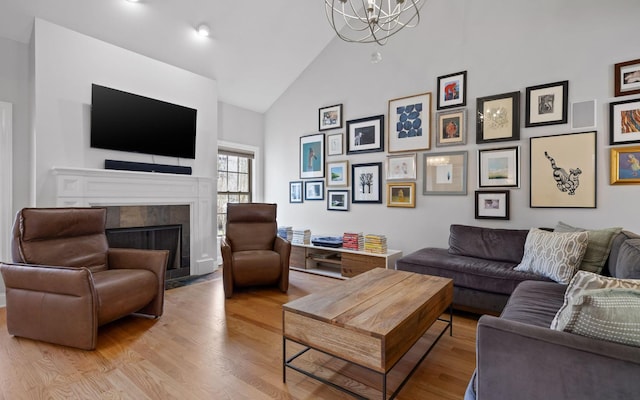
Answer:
[478, 146, 520, 188]
[437, 70, 467, 110]
[319, 104, 343, 131]
[610, 98, 640, 145]
[327, 190, 349, 211]
[304, 180, 325, 201]
[475, 190, 510, 220]
[299, 133, 325, 179]
[525, 80, 569, 127]
[289, 181, 303, 203]
[351, 162, 382, 203]
[476, 91, 520, 144]
[346, 115, 385, 154]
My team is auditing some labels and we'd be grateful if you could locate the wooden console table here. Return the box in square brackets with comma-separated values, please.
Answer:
[290, 243, 402, 278]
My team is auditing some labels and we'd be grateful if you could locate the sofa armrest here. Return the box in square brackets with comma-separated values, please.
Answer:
[274, 236, 291, 292]
[476, 315, 640, 400]
[220, 237, 234, 298]
[108, 248, 168, 316]
[0, 262, 99, 350]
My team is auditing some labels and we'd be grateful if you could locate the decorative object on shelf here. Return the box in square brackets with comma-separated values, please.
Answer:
[609, 98, 640, 145]
[475, 190, 510, 220]
[437, 71, 467, 110]
[614, 58, 640, 97]
[525, 80, 569, 127]
[387, 92, 431, 153]
[610, 146, 640, 185]
[476, 91, 520, 144]
[423, 151, 468, 195]
[324, 0, 426, 46]
[327, 190, 349, 211]
[304, 180, 325, 201]
[319, 104, 343, 131]
[326, 160, 349, 187]
[571, 99, 597, 130]
[352, 162, 382, 203]
[387, 182, 416, 208]
[300, 133, 325, 179]
[289, 181, 303, 203]
[346, 115, 385, 154]
[385, 153, 417, 180]
[530, 131, 597, 208]
[326, 132, 344, 156]
[436, 108, 467, 147]
[478, 146, 520, 188]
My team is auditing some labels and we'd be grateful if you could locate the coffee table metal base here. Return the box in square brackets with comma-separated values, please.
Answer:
[283, 307, 452, 400]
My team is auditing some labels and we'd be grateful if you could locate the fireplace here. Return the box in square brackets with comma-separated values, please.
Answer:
[104, 205, 190, 280]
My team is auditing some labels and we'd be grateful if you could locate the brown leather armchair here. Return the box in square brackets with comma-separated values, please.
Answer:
[220, 203, 291, 298]
[0, 207, 168, 350]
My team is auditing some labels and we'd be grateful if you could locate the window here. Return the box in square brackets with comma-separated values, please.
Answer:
[217, 150, 252, 236]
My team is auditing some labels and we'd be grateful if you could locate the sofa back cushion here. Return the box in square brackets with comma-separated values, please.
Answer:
[448, 224, 529, 263]
[606, 230, 640, 277]
[554, 221, 622, 274]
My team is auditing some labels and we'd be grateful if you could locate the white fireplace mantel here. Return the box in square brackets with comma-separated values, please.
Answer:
[52, 167, 216, 276]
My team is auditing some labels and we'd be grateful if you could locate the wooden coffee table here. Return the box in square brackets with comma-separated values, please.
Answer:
[283, 268, 453, 399]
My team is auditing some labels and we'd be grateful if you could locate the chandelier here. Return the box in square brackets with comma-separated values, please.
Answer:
[325, 0, 425, 46]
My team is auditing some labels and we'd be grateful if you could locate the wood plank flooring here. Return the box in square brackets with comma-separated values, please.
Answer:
[0, 270, 478, 399]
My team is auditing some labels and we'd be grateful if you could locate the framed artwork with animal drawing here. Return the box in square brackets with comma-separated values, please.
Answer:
[530, 131, 597, 208]
[437, 71, 467, 110]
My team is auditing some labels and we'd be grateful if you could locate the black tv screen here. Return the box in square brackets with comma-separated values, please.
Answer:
[90, 84, 197, 159]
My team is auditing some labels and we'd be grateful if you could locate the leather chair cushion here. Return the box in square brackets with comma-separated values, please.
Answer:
[231, 250, 282, 287]
[93, 269, 158, 325]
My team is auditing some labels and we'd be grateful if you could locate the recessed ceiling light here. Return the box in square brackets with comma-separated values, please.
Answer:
[197, 24, 210, 37]
[126, 0, 140, 3]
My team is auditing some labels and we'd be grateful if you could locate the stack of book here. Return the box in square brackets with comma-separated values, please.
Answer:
[342, 232, 364, 251]
[292, 228, 311, 245]
[277, 226, 293, 241]
[364, 234, 387, 254]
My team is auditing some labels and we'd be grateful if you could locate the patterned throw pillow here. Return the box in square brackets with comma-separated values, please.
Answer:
[551, 270, 640, 329]
[553, 288, 640, 347]
[514, 228, 589, 284]
[554, 221, 622, 274]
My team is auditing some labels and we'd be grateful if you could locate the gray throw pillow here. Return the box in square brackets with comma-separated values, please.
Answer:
[615, 239, 640, 279]
[554, 221, 622, 274]
[514, 228, 588, 284]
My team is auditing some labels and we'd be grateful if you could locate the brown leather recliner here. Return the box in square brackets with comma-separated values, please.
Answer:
[220, 203, 291, 298]
[0, 207, 168, 350]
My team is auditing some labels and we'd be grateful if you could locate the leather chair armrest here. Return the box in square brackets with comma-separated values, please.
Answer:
[274, 236, 291, 293]
[108, 248, 169, 316]
[220, 237, 234, 298]
[0, 262, 99, 350]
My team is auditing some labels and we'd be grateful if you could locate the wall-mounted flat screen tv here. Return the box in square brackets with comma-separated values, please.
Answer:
[90, 84, 197, 159]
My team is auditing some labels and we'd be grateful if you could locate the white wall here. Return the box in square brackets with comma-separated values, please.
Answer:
[32, 19, 218, 206]
[264, 0, 640, 256]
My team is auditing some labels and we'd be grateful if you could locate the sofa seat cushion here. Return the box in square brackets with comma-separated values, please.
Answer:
[396, 248, 551, 295]
[500, 280, 566, 328]
[94, 269, 158, 326]
[231, 250, 282, 287]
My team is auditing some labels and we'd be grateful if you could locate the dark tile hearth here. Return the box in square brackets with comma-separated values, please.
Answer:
[165, 271, 219, 290]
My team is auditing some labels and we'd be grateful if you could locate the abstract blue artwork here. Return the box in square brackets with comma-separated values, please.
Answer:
[395, 103, 423, 138]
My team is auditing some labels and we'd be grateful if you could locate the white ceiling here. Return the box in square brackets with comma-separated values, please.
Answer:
[0, 0, 338, 113]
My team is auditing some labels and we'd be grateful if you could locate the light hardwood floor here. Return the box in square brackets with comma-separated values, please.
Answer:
[0, 270, 478, 399]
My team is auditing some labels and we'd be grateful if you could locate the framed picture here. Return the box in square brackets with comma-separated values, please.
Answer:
[530, 131, 597, 208]
[299, 133, 325, 179]
[525, 80, 569, 127]
[387, 93, 431, 153]
[346, 115, 385, 154]
[478, 146, 520, 188]
[289, 181, 303, 203]
[423, 151, 468, 195]
[326, 133, 343, 156]
[437, 70, 467, 110]
[319, 104, 342, 131]
[386, 153, 417, 180]
[614, 58, 640, 97]
[436, 108, 467, 147]
[609, 98, 640, 145]
[476, 91, 520, 144]
[475, 190, 510, 220]
[326, 160, 349, 187]
[304, 180, 324, 200]
[610, 146, 640, 185]
[387, 182, 416, 208]
[352, 162, 382, 203]
[327, 190, 349, 211]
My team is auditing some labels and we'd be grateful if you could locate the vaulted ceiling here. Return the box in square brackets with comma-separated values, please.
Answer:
[0, 0, 338, 113]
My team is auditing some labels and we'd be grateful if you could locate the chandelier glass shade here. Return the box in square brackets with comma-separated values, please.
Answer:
[325, 0, 425, 45]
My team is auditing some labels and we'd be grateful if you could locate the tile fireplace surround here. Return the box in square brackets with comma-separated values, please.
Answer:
[52, 167, 216, 277]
